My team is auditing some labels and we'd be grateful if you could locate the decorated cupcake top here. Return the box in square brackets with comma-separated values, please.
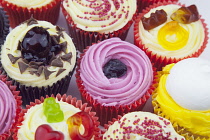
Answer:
[3, 0, 54, 8]
[0, 80, 17, 135]
[138, 4, 205, 58]
[79, 37, 153, 106]
[156, 58, 210, 136]
[1, 18, 76, 87]
[103, 111, 185, 140]
[0, 8, 9, 46]
[63, 0, 136, 33]
[18, 97, 95, 140]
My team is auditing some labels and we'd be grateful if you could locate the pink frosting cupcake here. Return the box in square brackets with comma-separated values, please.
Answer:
[76, 37, 157, 125]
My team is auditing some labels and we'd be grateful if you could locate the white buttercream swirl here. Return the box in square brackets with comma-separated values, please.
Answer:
[63, 0, 136, 33]
[4, 0, 54, 8]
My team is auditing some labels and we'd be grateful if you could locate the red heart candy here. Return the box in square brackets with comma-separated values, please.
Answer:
[35, 124, 64, 140]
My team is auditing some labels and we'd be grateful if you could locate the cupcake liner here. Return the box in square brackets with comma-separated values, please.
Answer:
[12, 94, 101, 140]
[0, 62, 76, 106]
[61, 4, 136, 52]
[134, 1, 209, 71]
[0, 71, 22, 140]
[137, 0, 178, 13]
[0, 8, 9, 48]
[75, 48, 158, 125]
[0, 0, 61, 28]
[152, 71, 210, 140]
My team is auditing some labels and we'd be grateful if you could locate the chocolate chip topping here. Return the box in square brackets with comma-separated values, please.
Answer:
[60, 42, 67, 53]
[18, 61, 29, 74]
[56, 69, 66, 77]
[8, 54, 21, 64]
[61, 52, 72, 64]
[26, 17, 38, 26]
[43, 67, 55, 80]
[51, 57, 63, 67]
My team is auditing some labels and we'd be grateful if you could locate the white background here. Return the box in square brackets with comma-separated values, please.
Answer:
[57, 0, 210, 112]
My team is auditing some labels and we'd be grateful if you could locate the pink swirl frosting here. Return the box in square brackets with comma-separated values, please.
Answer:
[80, 38, 153, 106]
[0, 80, 17, 134]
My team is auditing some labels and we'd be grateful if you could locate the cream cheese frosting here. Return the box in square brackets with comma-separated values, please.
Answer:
[63, 0, 136, 34]
[17, 101, 83, 140]
[139, 4, 205, 58]
[1, 20, 76, 87]
[4, 0, 54, 8]
[80, 38, 153, 106]
[166, 58, 210, 111]
[0, 80, 17, 135]
[103, 111, 185, 140]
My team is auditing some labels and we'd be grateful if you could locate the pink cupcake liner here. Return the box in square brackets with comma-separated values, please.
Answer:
[137, 0, 178, 13]
[61, 3, 136, 52]
[0, 0, 61, 28]
[13, 94, 101, 140]
[134, 1, 209, 71]
[75, 48, 158, 126]
[0, 72, 22, 140]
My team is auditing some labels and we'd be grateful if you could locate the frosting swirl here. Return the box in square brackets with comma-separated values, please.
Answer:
[4, 0, 54, 8]
[0, 80, 17, 134]
[80, 38, 153, 106]
[156, 58, 210, 136]
[63, 0, 136, 33]
[103, 112, 185, 140]
[1, 20, 76, 87]
[139, 4, 205, 58]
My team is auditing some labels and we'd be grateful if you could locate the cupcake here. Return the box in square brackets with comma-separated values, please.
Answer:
[137, 0, 178, 13]
[134, 2, 208, 70]
[152, 58, 210, 139]
[0, 18, 77, 105]
[76, 37, 156, 125]
[0, 72, 22, 140]
[14, 94, 100, 140]
[0, 0, 61, 28]
[61, 0, 137, 52]
[103, 111, 185, 140]
[0, 7, 9, 47]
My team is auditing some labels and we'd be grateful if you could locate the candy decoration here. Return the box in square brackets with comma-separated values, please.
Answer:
[35, 124, 64, 140]
[158, 21, 189, 51]
[43, 97, 64, 123]
[67, 112, 94, 140]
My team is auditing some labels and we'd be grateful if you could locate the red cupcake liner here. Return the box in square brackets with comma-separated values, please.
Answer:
[134, 1, 209, 71]
[0, 0, 61, 28]
[12, 94, 101, 140]
[137, 0, 178, 13]
[61, 3, 136, 52]
[75, 47, 158, 126]
[0, 72, 22, 140]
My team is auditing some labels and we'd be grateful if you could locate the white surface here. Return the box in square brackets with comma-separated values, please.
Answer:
[56, 0, 210, 113]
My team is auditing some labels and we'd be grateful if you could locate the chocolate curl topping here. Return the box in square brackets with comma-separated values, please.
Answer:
[61, 52, 72, 64]
[51, 57, 63, 67]
[171, 5, 200, 24]
[18, 61, 29, 74]
[8, 54, 21, 64]
[142, 9, 167, 30]
[43, 67, 55, 80]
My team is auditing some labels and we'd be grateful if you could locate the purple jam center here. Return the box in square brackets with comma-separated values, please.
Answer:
[20, 27, 62, 65]
[103, 59, 127, 79]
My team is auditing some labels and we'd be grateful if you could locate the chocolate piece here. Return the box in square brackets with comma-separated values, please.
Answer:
[7, 54, 20, 64]
[51, 35, 59, 44]
[60, 41, 67, 53]
[29, 71, 36, 75]
[171, 5, 199, 24]
[22, 59, 29, 64]
[27, 16, 38, 26]
[17, 41, 22, 50]
[36, 66, 44, 76]
[142, 9, 167, 30]
[44, 67, 55, 80]
[18, 61, 29, 74]
[29, 61, 43, 66]
[103, 59, 127, 79]
[61, 52, 72, 64]
[49, 53, 56, 64]
[51, 57, 63, 67]
[56, 26, 64, 32]
[56, 69, 66, 77]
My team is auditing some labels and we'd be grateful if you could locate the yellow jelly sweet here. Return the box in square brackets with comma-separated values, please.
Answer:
[158, 21, 189, 51]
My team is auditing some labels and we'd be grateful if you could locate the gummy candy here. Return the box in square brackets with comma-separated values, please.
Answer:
[158, 21, 189, 51]
[142, 9, 167, 30]
[171, 5, 199, 24]
[43, 97, 64, 123]
[35, 124, 64, 140]
[67, 111, 94, 140]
